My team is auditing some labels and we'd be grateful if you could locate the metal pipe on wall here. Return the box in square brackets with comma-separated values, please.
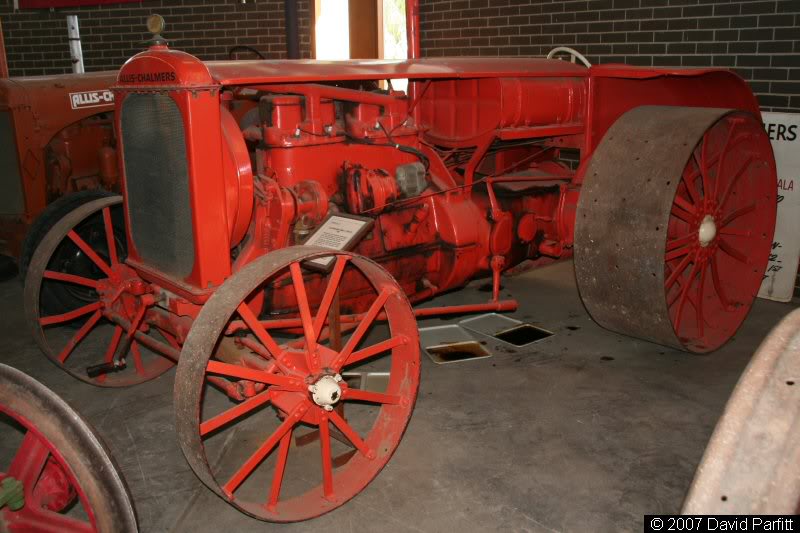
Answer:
[284, 0, 300, 59]
[66, 15, 85, 74]
[405, 0, 420, 59]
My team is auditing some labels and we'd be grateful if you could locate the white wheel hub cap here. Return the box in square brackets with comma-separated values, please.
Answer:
[309, 374, 343, 411]
[698, 215, 717, 247]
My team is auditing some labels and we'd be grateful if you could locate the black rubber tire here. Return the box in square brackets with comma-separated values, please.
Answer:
[0, 363, 138, 532]
[19, 190, 117, 283]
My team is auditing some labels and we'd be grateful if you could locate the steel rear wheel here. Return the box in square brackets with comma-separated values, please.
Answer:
[575, 106, 776, 353]
[24, 196, 175, 386]
[0, 363, 137, 533]
[175, 246, 420, 522]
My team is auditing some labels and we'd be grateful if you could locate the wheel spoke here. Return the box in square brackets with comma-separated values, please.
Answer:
[237, 337, 294, 375]
[721, 202, 756, 228]
[342, 335, 405, 369]
[6, 508, 93, 533]
[696, 263, 707, 338]
[131, 341, 145, 375]
[42, 270, 98, 289]
[312, 256, 349, 340]
[665, 254, 693, 291]
[665, 246, 691, 262]
[237, 303, 284, 360]
[57, 310, 102, 363]
[40, 301, 102, 327]
[319, 414, 334, 499]
[719, 227, 751, 237]
[682, 163, 702, 206]
[719, 238, 749, 264]
[331, 288, 392, 370]
[206, 360, 302, 390]
[717, 155, 754, 210]
[157, 327, 181, 349]
[713, 121, 738, 198]
[266, 429, 292, 509]
[102, 207, 119, 266]
[200, 390, 272, 436]
[673, 194, 696, 216]
[8, 432, 49, 489]
[223, 401, 309, 495]
[289, 262, 318, 370]
[670, 205, 694, 224]
[66, 230, 113, 278]
[328, 409, 372, 458]
[674, 262, 700, 335]
[103, 326, 123, 364]
[699, 136, 710, 200]
[342, 388, 400, 405]
[711, 255, 731, 309]
[666, 233, 694, 252]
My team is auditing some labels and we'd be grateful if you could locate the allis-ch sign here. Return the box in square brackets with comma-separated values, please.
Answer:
[759, 112, 800, 302]
[19, 0, 138, 8]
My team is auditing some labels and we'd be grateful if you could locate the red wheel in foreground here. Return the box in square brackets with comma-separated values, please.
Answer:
[175, 246, 419, 522]
[24, 196, 175, 386]
[0, 363, 137, 532]
[665, 113, 776, 352]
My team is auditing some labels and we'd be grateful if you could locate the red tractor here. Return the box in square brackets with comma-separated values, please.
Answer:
[0, 72, 120, 274]
[23, 27, 775, 522]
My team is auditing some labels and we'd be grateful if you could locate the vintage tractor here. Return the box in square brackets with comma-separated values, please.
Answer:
[0, 72, 120, 272]
[0, 363, 137, 532]
[23, 23, 776, 521]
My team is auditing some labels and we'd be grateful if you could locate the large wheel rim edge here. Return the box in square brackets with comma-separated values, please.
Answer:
[574, 106, 776, 354]
[174, 245, 420, 522]
[0, 363, 138, 533]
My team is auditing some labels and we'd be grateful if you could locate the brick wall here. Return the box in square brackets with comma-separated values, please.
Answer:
[420, 0, 800, 113]
[0, 0, 312, 77]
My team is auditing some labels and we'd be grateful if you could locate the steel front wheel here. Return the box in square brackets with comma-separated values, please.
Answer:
[0, 363, 137, 532]
[575, 107, 776, 353]
[24, 196, 175, 386]
[175, 246, 420, 522]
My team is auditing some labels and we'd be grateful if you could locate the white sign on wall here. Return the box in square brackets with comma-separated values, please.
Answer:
[758, 112, 800, 302]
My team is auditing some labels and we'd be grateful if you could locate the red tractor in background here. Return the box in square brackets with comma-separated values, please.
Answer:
[22, 18, 776, 524]
[0, 71, 120, 280]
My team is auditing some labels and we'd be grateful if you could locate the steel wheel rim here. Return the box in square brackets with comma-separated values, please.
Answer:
[665, 113, 776, 352]
[175, 246, 420, 522]
[0, 405, 98, 532]
[24, 196, 175, 386]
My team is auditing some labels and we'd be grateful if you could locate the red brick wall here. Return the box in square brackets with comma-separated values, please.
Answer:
[420, 0, 800, 112]
[1, 0, 312, 76]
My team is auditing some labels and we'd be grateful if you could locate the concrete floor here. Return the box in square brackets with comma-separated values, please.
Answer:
[0, 260, 794, 533]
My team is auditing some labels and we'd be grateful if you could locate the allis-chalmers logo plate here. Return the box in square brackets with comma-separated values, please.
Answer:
[69, 90, 115, 110]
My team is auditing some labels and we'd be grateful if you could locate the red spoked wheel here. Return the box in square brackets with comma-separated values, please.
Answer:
[0, 363, 137, 532]
[666, 113, 776, 352]
[174, 246, 419, 522]
[575, 106, 776, 353]
[24, 196, 175, 386]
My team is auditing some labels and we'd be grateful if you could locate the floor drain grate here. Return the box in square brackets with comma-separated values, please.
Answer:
[494, 324, 554, 346]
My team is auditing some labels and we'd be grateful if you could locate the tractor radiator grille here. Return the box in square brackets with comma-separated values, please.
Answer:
[121, 94, 194, 279]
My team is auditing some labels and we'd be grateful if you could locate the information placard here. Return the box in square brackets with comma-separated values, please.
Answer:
[759, 112, 800, 302]
[303, 214, 372, 270]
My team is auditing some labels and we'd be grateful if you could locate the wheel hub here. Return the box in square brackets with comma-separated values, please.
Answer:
[308, 374, 343, 411]
[698, 215, 717, 247]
